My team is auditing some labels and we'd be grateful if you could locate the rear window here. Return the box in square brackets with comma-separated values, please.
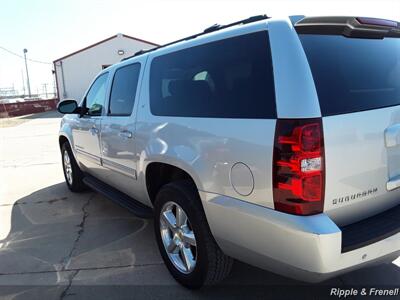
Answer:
[299, 34, 400, 116]
[149, 31, 276, 118]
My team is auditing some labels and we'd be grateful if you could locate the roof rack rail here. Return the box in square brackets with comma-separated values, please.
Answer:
[203, 24, 221, 34]
[121, 14, 269, 62]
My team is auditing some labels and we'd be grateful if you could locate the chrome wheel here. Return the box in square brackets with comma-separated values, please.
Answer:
[63, 150, 73, 185]
[160, 201, 197, 274]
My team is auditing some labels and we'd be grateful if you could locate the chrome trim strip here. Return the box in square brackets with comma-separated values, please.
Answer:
[75, 148, 101, 164]
[102, 158, 137, 179]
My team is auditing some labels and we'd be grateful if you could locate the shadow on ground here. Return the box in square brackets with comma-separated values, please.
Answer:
[0, 110, 62, 128]
[20, 110, 63, 119]
[0, 183, 399, 299]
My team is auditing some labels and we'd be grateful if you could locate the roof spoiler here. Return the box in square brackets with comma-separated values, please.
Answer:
[295, 16, 400, 39]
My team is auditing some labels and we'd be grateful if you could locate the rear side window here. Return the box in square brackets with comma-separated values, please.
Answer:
[109, 63, 141, 116]
[149, 31, 276, 118]
[299, 34, 400, 116]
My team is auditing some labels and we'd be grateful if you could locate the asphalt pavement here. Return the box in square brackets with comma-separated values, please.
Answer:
[0, 110, 398, 299]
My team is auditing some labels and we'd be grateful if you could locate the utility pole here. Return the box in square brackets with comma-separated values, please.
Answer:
[21, 69, 25, 96]
[23, 48, 31, 98]
[43, 83, 48, 99]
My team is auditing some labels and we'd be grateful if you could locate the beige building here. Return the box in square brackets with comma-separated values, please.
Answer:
[53, 33, 158, 101]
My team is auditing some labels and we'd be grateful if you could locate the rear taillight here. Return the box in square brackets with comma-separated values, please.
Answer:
[273, 118, 325, 215]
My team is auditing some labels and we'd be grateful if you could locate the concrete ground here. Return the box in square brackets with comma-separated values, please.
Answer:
[0, 110, 399, 300]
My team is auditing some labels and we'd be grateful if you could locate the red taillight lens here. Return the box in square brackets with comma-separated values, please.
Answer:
[273, 119, 325, 215]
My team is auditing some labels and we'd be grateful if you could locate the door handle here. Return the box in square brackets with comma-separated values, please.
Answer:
[119, 130, 133, 139]
[90, 126, 99, 135]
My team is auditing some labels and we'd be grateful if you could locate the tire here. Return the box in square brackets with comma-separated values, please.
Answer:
[154, 180, 233, 289]
[61, 142, 87, 192]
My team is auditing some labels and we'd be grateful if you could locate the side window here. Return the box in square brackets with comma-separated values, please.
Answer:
[86, 73, 109, 116]
[109, 63, 141, 116]
[149, 31, 276, 119]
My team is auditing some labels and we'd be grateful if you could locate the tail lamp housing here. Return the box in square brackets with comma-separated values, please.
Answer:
[273, 118, 325, 215]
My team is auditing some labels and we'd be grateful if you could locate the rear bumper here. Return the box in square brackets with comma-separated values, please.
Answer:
[199, 191, 400, 282]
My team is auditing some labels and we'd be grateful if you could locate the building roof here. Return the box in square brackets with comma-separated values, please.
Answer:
[53, 33, 159, 63]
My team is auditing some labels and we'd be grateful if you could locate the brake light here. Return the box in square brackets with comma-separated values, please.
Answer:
[273, 119, 325, 215]
[356, 17, 398, 28]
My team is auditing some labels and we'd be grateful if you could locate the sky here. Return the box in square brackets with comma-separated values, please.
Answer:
[0, 0, 399, 96]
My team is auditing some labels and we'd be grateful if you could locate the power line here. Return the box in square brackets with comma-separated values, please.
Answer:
[0, 46, 52, 65]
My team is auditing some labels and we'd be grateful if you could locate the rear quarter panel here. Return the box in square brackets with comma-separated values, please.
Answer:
[133, 18, 323, 208]
[134, 42, 276, 208]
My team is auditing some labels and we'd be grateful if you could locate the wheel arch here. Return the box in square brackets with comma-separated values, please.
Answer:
[145, 161, 203, 206]
[58, 133, 79, 163]
[59, 134, 70, 149]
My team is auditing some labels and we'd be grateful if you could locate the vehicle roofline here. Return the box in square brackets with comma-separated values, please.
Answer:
[118, 17, 278, 65]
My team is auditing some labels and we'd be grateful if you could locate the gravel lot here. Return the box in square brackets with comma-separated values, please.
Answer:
[0, 111, 399, 299]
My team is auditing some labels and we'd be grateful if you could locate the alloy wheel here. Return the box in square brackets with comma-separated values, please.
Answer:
[160, 201, 197, 274]
[63, 150, 73, 185]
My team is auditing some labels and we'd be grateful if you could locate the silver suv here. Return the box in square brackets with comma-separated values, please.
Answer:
[57, 15, 400, 288]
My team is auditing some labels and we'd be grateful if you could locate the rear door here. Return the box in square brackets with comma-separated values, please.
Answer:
[99, 59, 144, 199]
[299, 31, 400, 226]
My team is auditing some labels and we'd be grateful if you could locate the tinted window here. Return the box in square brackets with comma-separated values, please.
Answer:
[150, 31, 276, 118]
[86, 73, 108, 116]
[299, 34, 400, 116]
[109, 63, 141, 116]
